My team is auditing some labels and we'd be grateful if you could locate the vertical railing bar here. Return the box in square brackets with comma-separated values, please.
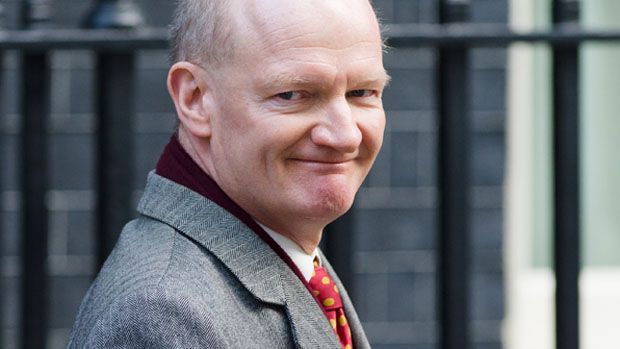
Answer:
[0, 0, 5, 341]
[0, 45, 4, 349]
[82, 0, 143, 270]
[94, 52, 136, 269]
[552, 2, 581, 349]
[19, 1, 53, 348]
[436, 1, 471, 349]
[19, 51, 50, 349]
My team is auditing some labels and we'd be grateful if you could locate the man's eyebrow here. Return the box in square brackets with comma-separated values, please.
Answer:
[258, 69, 392, 91]
[258, 73, 322, 91]
[351, 70, 392, 87]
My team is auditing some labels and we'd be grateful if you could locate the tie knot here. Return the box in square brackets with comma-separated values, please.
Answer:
[309, 264, 343, 310]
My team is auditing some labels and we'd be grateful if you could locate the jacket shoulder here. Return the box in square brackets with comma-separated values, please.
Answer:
[67, 217, 177, 346]
[69, 283, 227, 348]
[68, 215, 292, 348]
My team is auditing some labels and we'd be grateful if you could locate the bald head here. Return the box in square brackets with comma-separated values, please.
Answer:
[168, 0, 381, 67]
[167, 0, 388, 244]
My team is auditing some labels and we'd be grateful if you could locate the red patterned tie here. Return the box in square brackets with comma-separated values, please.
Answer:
[308, 259, 353, 349]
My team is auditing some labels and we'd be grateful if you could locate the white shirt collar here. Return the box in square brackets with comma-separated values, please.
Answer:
[257, 223, 320, 282]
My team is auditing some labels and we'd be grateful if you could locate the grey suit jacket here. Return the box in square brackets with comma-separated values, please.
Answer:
[68, 172, 370, 348]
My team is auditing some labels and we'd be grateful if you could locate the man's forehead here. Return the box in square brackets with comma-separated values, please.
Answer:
[233, 0, 381, 47]
[210, 0, 385, 85]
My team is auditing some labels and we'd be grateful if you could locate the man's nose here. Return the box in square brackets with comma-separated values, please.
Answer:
[310, 98, 363, 153]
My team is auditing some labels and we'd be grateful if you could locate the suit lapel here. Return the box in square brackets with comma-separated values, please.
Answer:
[279, 269, 343, 348]
[137, 172, 285, 305]
[137, 172, 343, 348]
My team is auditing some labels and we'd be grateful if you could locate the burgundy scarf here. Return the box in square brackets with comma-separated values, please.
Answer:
[155, 134, 324, 307]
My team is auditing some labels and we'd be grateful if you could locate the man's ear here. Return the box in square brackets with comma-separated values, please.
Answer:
[167, 62, 214, 138]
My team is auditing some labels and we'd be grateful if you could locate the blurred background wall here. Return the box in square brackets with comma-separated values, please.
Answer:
[505, 0, 620, 348]
[354, 1, 506, 349]
[4, 0, 618, 348]
[1, 0, 506, 348]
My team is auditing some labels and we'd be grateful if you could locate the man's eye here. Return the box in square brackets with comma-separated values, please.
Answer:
[347, 89, 374, 98]
[276, 91, 303, 101]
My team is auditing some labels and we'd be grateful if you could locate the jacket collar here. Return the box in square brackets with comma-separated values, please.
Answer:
[155, 134, 312, 286]
[137, 172, 343, 348]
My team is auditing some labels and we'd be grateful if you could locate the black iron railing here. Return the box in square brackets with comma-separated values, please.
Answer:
[0, 0, 608, 348]
[551, 2, 581, 349]
[437, 2, 472, 348]
[18, 2, 54, 348]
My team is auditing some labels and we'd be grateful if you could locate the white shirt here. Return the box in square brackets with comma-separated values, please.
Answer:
[257, 223, 320, 282]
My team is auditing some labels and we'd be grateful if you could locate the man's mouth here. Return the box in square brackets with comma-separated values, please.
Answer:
[288, 158, 356, 174]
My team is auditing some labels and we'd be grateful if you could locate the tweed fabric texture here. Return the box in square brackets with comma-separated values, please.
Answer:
[67, 172, 369, 348]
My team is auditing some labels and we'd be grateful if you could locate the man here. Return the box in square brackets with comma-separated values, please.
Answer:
[68, 0, 388, 347]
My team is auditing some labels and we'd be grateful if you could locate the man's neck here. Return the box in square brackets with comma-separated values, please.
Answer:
[258, 223, 320, 282]
[155, 133, 316, 287]
[176, 128, 325, 253]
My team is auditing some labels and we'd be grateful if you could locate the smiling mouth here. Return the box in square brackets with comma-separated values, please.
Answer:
[293, 159, 353, 165]
[289, 158, 356, 174]
[291, 158, 355, 165]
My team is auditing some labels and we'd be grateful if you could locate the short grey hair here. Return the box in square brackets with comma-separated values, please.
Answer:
[169, 0, 236, 66]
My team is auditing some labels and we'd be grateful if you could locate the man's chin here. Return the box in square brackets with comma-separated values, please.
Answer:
[301, 187, 356, 221]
